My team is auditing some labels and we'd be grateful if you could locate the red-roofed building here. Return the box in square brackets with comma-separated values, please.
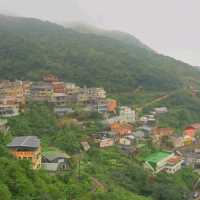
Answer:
[165, 155, 184, 174]
[184, 123, 200, 138]
[184, 127, 196, 138]
[167, 156, 182, 165]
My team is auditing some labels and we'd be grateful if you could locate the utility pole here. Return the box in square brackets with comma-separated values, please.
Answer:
[78, 157, 81, 181]
[78, 150, 83, 181]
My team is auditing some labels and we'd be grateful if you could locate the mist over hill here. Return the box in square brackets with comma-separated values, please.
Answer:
[0, 10, 200, 200]
[0, 15, 199, 94]
[62, 22, 153, 51]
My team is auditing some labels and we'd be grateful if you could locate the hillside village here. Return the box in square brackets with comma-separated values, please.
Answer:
[1, 74, 200, 178]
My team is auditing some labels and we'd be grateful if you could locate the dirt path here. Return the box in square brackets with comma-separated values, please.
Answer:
[91, 177, 107, 192]
[137, 92, 174, 113]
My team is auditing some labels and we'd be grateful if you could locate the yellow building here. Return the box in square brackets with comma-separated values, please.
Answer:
[7, 136, 41, 169]
[183, 135, 193, 146]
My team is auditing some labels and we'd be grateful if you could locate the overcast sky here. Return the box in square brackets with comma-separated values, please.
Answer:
[0, 0, 199, 66]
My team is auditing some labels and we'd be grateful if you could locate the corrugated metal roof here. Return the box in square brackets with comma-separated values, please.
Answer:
[7, 136, 40, 148]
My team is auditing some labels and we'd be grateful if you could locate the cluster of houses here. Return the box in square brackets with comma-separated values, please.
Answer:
[157, 123, 200, 149]
[30, 74, 118, 115]
[5, 104, 200, 175]
[87, 105, 200, 174]
[3, 75, 200, 175]
[139, 107, 168, 124]
[4, 130, 184, 175]
[0, 80, 28, 117]
[0, 75, 118, 118]
[105, 106, 136, 124]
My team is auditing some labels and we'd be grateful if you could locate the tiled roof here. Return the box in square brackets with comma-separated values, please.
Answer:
[167, 156, 182, 165]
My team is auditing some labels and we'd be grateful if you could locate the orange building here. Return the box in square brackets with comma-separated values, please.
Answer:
[110, 122, 133, 136]
[106, 99, 117, 113]
[7, 136, 41, 169]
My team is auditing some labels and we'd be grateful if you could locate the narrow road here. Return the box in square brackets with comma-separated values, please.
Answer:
[91, 177, 107, 192]
[137, 87, 187, 113]
[137, 92, 174, 113]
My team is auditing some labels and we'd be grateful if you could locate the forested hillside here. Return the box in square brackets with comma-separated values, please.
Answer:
[1, 14, 200, 128]
[0, 103, 197, 200]
[1, 15, 200, 199]
[0, 15, 199, 93]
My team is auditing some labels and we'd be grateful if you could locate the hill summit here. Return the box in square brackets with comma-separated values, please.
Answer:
[0, 15, 199, 94]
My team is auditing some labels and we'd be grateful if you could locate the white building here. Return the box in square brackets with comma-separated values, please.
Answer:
[99, 138, 114, 148]
[0, 105, 19, 117]
[88, 87, 106, 99]
[154, 107, 168, 114]
[144, 151, 184, 174]
[119, 106, 136, 123]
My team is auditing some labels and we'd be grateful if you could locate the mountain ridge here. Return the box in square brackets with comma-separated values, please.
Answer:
[0, 14, 199, 94]
[62, 21, 153, 51]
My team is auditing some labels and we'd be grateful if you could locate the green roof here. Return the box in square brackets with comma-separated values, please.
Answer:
[144, 151, 171, 166]
[43, 150, 71, 161]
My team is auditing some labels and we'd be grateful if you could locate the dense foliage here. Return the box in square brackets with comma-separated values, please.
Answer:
[0, 104, 197, 199]
[1, 15, 200, 128]
[0, 15, 199, 93]
[0, 15, 200, 199]
[0, 135, 67, 200]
